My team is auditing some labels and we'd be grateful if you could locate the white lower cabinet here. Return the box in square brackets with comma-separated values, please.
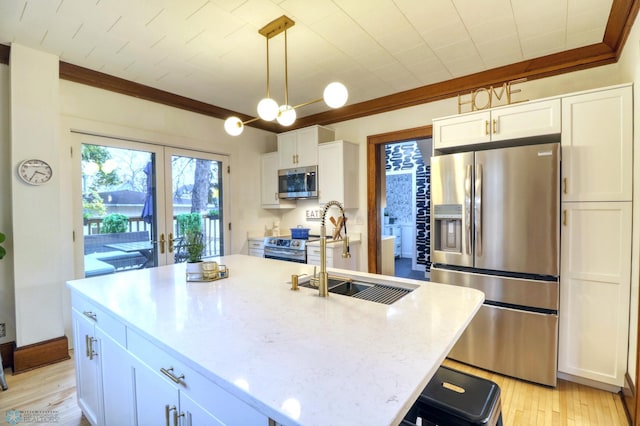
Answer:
[248, 238, 265, 257]
[72, 293, 131, 426]
[131, 355, 221, 426]
[72, 308, 103, 426]
[71, 293, 269, 426]
[559, 201, 632, 386]
[96, 328, 134, 426]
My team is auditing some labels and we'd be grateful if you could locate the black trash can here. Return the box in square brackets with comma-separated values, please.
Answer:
[404, 366, 503, 426]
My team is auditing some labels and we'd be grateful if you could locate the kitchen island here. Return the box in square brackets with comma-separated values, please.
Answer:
[67, 254, 483, 426]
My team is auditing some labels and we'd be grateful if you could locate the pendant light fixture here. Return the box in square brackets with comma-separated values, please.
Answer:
[224, 15, 348, 136]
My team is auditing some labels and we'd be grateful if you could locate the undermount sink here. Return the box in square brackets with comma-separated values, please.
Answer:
[298, 275, 412, 305]
[328, 280, 372, 296]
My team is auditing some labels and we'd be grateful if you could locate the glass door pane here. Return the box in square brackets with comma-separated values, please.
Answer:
[164, 148, 228, 264]
[77, 134, 166, 277]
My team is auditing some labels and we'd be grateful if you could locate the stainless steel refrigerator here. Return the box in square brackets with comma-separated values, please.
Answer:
[430, 142, 560, 386]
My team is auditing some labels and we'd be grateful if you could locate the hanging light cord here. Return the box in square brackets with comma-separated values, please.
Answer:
[265, 37, 271, 98]
[284, 28, 289, 106]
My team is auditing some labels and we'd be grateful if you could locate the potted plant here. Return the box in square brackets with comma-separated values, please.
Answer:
[177, 213, 205, 278]
[185, 230, 205, 264]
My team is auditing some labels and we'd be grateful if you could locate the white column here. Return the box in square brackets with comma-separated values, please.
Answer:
[10, 44, 65, 347]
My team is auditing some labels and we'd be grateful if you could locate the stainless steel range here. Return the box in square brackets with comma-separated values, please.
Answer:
[263, 237, 308, 263]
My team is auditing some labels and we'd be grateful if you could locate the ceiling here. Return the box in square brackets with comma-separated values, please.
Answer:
[0, 0, 630, 131]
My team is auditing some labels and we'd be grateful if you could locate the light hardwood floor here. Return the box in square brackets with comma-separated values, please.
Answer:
[0, 352, 629, 425]
[443, 359, 629, 425]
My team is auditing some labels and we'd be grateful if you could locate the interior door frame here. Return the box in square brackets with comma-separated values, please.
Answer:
[366, 125, 432, 273]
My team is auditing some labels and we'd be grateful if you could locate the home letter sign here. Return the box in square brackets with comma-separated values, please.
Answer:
[457, 78, 528, 114]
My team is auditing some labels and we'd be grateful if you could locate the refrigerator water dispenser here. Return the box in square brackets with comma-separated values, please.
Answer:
[434, 204, 463, 253]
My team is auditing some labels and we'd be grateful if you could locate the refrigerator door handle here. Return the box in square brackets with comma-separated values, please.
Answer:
[464, 164, 472, 255]
[475, 163, 483, 256]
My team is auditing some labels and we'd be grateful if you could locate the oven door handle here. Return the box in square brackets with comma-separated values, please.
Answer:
[264, 249, 305, 257]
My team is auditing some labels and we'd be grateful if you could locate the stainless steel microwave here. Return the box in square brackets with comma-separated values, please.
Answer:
[278, 165, 318, 199]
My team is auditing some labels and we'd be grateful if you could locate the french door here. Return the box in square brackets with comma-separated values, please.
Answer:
[74, 132, 229, 277]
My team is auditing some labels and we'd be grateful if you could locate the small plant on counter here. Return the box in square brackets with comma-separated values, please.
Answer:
[177, 213, 205, 263]
[185, 231, 205, 263]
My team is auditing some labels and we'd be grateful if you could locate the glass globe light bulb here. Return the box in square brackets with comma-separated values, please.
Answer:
[323, 82, 348, 108]
[276, 105, 296, 126]
[257, 98, 279, 121]
[224, 116, 244, 136]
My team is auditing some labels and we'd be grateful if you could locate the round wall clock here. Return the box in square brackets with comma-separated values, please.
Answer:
[18, 159, 53, 185]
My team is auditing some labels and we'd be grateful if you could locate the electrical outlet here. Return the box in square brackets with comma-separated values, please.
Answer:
[0, 323, 5, 338]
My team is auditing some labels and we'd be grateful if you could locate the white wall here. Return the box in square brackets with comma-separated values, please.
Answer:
[10, 45, 66, 347]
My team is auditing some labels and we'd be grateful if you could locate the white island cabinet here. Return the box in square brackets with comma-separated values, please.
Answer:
[68, 254, 483, 426]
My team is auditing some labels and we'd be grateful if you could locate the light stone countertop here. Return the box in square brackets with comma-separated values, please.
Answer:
[67, 254, 483, 426]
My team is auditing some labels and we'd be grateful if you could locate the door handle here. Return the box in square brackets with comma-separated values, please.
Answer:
[464, 164, 472, 255]
[563, 210, 567, 226]
[484, 120, 489, 135]
[168, 232, 175, 253]
[475, 163, 483, 257]
[159, 233, 166, 254]
[492, 118, 497, 134]
[563, 178, 567, 194]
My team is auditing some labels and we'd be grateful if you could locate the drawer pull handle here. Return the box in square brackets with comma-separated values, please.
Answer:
[83, 311, 97, 321]
[165, 405, 176, 426]
[85, 335, 97, 360]
[160, 367, 185, 384]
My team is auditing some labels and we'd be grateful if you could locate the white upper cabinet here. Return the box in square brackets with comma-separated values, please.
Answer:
[561, 85, 632, 202]
[433, 110, 491, 149]
[278, 125, 335, 168]
[318, 140, 359, 208]
[261, 152, 295, 209]
[433, 99, 560, 150]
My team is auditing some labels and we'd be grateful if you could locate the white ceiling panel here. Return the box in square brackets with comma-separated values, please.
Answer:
[0, 0, 616, 120]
